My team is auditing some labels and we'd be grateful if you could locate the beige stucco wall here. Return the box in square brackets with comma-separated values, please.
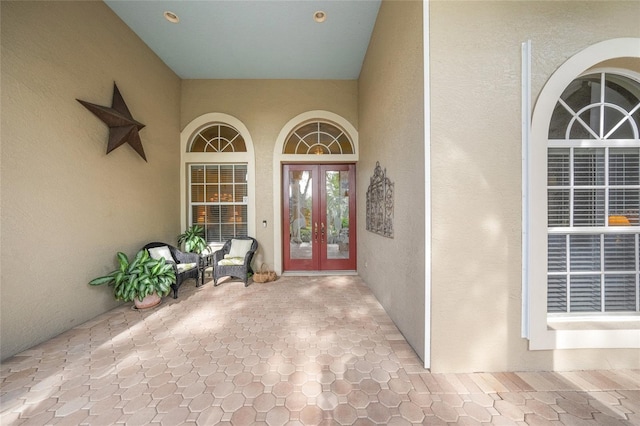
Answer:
[430, 1, 640, 372]
[1, 1, 181, 360]
[358, 1, 426, 361]
[180, 80, 358, 268]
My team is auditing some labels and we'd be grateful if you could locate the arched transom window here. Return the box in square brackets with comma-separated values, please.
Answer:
[547, 71, 640, 314]
[284, 121, 354, 155]
[189, 123, 246, 153]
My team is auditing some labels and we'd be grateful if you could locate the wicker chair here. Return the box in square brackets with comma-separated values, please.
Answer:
[213, 237, 258, 287]
[142, 242, 200, 299]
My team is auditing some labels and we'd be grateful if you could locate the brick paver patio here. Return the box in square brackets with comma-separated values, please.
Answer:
[1, 275, 638, 425]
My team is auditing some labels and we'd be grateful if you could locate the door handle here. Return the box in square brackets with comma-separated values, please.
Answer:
[314, 222, 318, 241]
[321, 222, 325, 243]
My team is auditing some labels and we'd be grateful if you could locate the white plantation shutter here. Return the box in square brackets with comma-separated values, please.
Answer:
[547, 72, 640, 314]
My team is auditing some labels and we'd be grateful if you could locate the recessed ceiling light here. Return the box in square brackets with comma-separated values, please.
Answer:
[313, 11, 326, 23]
[164, 11, 179, 23]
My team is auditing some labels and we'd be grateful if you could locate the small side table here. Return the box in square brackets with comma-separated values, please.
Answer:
[198, 252, 215, 286]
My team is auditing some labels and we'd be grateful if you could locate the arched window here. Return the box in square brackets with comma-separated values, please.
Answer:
[546, 71, 640, 314]
[527, 39, 640, 350]
[283, 121, 354, 155]
[189, 123, 247, 153]
[180, 114, 255, 246]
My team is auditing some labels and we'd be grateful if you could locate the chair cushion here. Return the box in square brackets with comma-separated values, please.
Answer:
[218, 257, 245, 266]
[228, 239, 253, 258]
[177, 262, 197, 272]
[148, 246, 173, 263]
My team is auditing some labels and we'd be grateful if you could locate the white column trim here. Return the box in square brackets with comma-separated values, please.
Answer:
[423, 0, 432, 370]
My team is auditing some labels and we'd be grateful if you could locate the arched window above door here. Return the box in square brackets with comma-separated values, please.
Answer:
[284, 121, 354, 155]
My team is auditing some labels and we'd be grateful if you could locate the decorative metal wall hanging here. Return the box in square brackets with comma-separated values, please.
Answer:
[77, 83, 147, 161]
[366, 161, 394, 238]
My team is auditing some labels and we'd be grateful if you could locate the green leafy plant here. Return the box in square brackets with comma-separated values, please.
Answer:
[89, 249, 175, 302]
[178, 225, 209, 254]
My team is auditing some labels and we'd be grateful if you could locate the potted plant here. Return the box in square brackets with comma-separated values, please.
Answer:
[178, 225, 210, 254]
[89, 249, 175, 309]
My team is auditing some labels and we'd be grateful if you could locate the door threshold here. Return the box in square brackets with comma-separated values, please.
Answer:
[281, 270, 358, 277]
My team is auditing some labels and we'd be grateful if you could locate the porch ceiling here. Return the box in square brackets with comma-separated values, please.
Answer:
[104, 0, 382, 79]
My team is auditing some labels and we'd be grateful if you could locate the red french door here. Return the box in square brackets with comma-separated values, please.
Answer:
[283, 164, 356, 271]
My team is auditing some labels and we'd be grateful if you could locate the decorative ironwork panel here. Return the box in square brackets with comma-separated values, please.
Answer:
[366, 161, 394, 238]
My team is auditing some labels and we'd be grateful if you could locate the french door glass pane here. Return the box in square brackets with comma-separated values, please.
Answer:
[325, 170, 350, 260]
[289, 170, 312, 260]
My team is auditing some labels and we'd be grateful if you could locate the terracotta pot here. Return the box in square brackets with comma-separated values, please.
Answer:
[134, 292, 161, 310]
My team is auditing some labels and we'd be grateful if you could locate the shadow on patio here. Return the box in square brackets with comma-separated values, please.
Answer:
[1, 275, 639, 425]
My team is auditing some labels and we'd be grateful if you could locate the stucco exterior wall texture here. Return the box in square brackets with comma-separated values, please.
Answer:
[430, 1, 640, 372]
[1, 2, 181, 360]
[358, 1, 426, 362]
[180, 80, 358, 269]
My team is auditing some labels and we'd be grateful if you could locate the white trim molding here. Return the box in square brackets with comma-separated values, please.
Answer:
[423, 0, 432, 370]
[528, 38, 640, 350]
[521, 40, 532, 339]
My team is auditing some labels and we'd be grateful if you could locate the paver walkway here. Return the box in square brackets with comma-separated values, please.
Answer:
[1, 275, 638, 425]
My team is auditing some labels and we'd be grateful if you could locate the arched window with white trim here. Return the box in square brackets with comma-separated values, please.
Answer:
[180, 114, 255, 246]
[547, 71, 640, 315]
[526, 39, 640, 351]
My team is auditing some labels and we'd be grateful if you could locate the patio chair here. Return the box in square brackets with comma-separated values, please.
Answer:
[142, 242, 200, 298]
[213, 237, 258, 287]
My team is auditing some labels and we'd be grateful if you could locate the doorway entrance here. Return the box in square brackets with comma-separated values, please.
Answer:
[283, 164, 356, 271]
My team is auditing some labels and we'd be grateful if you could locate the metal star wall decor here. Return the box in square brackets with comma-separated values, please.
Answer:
[77, 83, 147, 161]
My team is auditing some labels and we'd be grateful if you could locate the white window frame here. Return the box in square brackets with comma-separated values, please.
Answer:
[526, 38, 640, 350]
[188, 163, 249, 243]
[181, 113, 256, 248]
